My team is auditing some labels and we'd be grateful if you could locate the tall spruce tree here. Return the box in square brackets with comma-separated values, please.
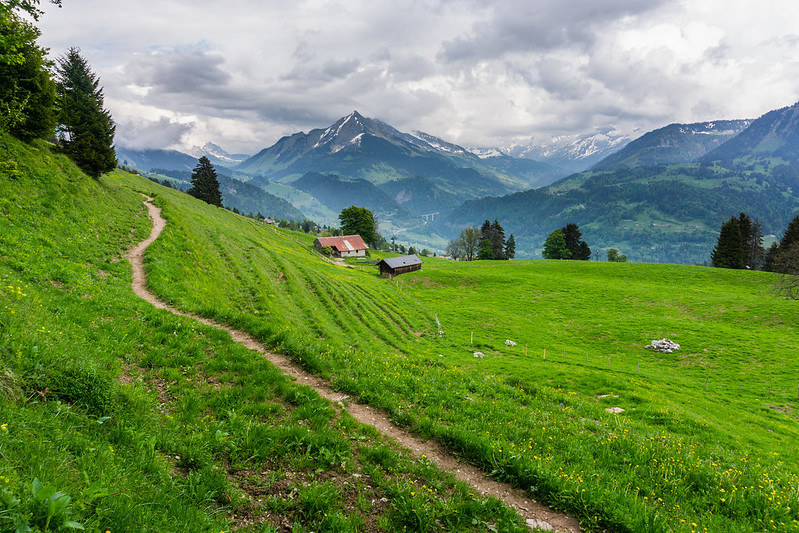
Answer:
[744, 217, 764, 270]
[490, 219, 506, 259]
[187, 156, 223, 207]
[504, 234, 516, 259]
[711, 217, 745, 269]
[778, 214, 799, 251]
[561, 223, 591, 260]
[54, 47, 117, 178]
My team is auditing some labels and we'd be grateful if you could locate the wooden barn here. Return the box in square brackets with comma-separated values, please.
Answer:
[378, 254, 422, 277]
[314, 235, 369, 257]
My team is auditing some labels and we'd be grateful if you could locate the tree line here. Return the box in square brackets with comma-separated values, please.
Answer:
[1, 1, 116, 177]
[446, 219, 515, 260]
[711, 212, 799, 298]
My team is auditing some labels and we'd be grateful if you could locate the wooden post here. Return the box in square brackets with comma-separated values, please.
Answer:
[543, 348, 546, 360]
[470, 331, 473, 346]
[637, 362, 640, 375]
[524, 344, 528, 356]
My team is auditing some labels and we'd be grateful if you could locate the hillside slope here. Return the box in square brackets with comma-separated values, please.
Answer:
[591, 120, 751, 171]
[0, 133, 531, 532]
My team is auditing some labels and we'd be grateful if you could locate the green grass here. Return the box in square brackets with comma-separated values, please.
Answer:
[0, 133, 529, 532]
[5, 130, 799, 531]
[130, 164, 799, 532]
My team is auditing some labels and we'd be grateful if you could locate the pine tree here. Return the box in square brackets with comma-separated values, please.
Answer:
[561, 223, 591, 260]
[744, 217, 764, 270]
[504, 234, 516, 259]
[478, 237, 493, 260]
[490, 219, 506, 259]
[187, 156, 223, 207]
[778, 214, 799, 251]
[54, 47, 116, 178]
[711, 217, 745, 269]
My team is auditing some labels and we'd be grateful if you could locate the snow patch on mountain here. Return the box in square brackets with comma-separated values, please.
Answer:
[190, 142, 250, 165]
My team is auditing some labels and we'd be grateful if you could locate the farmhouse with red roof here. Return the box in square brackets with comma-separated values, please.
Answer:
[313, 235, 369, 257]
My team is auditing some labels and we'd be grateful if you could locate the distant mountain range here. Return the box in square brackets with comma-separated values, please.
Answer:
[115, 103, 799, 263]
[117, 143, 251, 173]
[238, 111, 566, 201]
[446, 102, 799, 264]
[472, 131, 633, 172]
[592, 120, 751, 171]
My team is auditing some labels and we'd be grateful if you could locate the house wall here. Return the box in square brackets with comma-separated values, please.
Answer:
[340, 249, 366, 257]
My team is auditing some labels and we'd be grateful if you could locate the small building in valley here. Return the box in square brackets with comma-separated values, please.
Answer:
[378, 254, 422, 277]
[314, 235, 369, 257]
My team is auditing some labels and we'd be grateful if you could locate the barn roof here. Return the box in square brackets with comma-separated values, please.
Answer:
[315, 235, 368, 252]
[379, 254, 422, 269]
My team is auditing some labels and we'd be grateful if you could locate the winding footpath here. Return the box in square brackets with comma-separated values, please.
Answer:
[127, 196, 581, 533]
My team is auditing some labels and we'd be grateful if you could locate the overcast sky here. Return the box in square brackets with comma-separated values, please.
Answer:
[38, 0, 799, 154]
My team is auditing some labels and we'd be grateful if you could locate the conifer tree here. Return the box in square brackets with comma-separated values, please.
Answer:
[54, 47, 117, 178]
[504, 234, 516, 259]
[778, 214, 799, 251]
[711, 217, 745, 269]
[187, 156, 223, 207]
[561, 223, 591, 260]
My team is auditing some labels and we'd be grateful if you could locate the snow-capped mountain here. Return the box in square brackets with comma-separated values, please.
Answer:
[592, 119, 751, 171]
[189, 142, 251, 169]
[496, 132, 633, 172]
[237, 111, 567, 200]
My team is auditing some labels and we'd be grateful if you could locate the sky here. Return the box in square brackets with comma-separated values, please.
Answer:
[37, 0, 799, 155]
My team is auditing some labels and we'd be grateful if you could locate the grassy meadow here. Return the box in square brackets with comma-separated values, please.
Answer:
[3, 131, 799, 532]
[131, 168, 799, 532]
[0, 134, 530, 532]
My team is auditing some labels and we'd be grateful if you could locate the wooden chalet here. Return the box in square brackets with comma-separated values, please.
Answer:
[313, 235, 369, 257]
[378, 254, 422, 277]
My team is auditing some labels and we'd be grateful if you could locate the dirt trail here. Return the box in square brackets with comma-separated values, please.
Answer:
[127, 196, 581, 533]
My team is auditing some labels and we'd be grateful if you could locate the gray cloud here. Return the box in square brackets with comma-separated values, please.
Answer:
[37, 0, 799, 154]
[116, 116, 194, 150]
[439, 0, 669, 63]
[127, 47, 230, 95]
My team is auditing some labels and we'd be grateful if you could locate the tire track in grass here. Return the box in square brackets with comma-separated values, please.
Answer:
[128, 195, 582, 533]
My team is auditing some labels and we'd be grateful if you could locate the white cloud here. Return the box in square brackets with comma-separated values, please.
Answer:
[38, 0, 799, 154]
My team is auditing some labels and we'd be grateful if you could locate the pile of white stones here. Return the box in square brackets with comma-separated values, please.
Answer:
[645, 338, 681, 353]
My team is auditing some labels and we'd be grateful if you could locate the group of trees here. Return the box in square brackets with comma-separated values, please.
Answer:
[710, 212, 764, 269]
[711, 212, 799, 298]
[542, 223, 591, 260]
[1, 0, 116, 177]
[446, 219, 515, 261]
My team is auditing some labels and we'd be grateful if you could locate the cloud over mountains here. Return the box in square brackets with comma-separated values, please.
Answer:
[39, 0, 799, 154]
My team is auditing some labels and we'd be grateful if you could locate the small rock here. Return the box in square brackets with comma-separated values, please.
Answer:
[605, 407, 625, 414]
[526, 518, 554, 531]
